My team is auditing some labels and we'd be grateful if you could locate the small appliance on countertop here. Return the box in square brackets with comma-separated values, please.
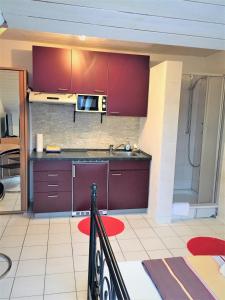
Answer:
[36, 133, 43, 153]
[45, 145, 61, 153]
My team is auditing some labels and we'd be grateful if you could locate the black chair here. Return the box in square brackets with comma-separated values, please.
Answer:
[0, 148, 20, 178]
[0, 181, 5, 201]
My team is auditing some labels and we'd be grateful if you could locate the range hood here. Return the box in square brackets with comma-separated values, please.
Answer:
[29, 91, 77, 104]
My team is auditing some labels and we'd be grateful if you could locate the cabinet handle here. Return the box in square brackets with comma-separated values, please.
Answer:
[47, 184, 59, 187]
[48, 195, 58, 198]
[57, 88, 69, 91]
[72, 165, 76, 177]
[111, 173, 122, 176]
[48, 174, 58, 177]
[110, 112, 120, 115]
[94, 89, 104, 93]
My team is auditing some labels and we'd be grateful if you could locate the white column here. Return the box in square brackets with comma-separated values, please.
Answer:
[139, 60, 182, 223]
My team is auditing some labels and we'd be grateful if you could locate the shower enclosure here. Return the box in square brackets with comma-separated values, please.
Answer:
[173, 74, 225, 215]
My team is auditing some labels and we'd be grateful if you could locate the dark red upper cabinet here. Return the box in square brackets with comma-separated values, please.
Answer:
[32, 46, 72, 93]
[71, 50, 108, 94]
[107, 53, 149, 117]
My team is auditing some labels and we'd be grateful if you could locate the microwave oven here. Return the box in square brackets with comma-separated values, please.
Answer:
[75, 94, 107, 113]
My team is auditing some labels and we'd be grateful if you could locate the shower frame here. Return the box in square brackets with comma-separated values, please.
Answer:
[174, 73, 225, 209]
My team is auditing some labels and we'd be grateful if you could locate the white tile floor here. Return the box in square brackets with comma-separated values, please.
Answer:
[0, 177, 21, 212]
[0, 193, 21, 212]
[0, 213, 224, 299]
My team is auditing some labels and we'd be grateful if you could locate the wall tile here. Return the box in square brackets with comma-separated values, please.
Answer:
[31, 104, 140, 149]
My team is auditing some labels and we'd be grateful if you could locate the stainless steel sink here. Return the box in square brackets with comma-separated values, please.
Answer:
[111, 151, 139, 157]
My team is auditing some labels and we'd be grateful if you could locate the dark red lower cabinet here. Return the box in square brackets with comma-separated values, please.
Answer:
[73, 162, 108, 211]
[33, 161, 72, 213]
[109, 169, 149, 210]
[33, 159, 150, 213]
[33, 192, 72, 213]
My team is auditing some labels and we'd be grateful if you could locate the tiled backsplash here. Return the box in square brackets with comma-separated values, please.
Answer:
[31, 104, 140, 149]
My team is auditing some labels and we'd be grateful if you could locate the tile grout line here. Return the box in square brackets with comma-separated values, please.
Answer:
[145, 217, 188, 252]
[0, 215, 11, 240]
[126, 216, 154, 259]
[9, 214, 31, 299]
[114, 234, 126, 261]
[69, 218, 78, 298]
[43, 217, 50, 299]
[126, 216, 177, 258]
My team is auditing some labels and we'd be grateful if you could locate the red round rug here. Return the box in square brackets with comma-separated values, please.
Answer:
[78, 216, 125, 237]
[187, 237, 225, 255]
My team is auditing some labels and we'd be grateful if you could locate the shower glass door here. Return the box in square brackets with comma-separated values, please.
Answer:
[174, 75, 225, 206]
[198, 77, 225, 204]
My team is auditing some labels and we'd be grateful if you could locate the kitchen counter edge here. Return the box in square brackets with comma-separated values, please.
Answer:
[29, 149, 152, 161]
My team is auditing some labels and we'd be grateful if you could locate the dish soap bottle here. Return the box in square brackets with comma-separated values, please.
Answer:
[124, 141, 131, 151]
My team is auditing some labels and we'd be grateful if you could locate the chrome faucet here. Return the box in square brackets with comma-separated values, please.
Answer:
[114, 143, 125, 151]
[109, 143, 125, 153]
[109, 144, 114, 153]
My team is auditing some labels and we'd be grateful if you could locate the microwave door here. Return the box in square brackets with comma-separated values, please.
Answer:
[85, 97, 92, 110]
[77, 95, 99, 112]
[77, 96, 83, 110]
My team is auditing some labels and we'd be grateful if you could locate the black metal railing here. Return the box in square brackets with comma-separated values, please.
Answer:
[88, 183, 130, 300]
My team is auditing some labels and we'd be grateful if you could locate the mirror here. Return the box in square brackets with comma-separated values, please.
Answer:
[0, 69, 21, 212]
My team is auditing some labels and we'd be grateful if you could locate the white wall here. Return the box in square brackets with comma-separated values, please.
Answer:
[1, 0, 225, 50]
[139, 61, 182, 223]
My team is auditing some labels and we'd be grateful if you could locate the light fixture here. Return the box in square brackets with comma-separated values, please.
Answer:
[78, 35, 86, 41]
[0, 11, 8, 35]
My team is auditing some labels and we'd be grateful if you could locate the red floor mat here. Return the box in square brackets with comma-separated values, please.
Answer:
[78, 216, 125, 237]
[187, 237, 225, 255]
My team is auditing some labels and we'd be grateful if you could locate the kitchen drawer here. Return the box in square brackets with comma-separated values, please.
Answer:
[33, 161, 72, 171]
[33, 191, 72, 213]
[34, 179, 72, 192]
[109, 160, 149, 171]
[34, 171, 71, 182]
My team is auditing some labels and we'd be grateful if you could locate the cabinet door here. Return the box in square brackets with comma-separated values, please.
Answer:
[109, 170, 149, 210]
[72, 50, 108, 94]
[34, 192, 72, 213]
[108, 53, 149, 117]
[73, 163, 108, 211]
[33, 46, 72, 93]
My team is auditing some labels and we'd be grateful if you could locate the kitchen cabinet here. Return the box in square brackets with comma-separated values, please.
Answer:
[107, 53, 149, 117]
[73, 162, 108, 211]
[33, 161, 72, 213]
[32, 46, 150, 117]
[31, 158, 150, 213]
[72, 50, 108, 94]
[108, 160, 149, 210]
[32, 46, 72, 93]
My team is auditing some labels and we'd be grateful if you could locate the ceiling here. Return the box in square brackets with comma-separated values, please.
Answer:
[0, 28, 220, 57]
